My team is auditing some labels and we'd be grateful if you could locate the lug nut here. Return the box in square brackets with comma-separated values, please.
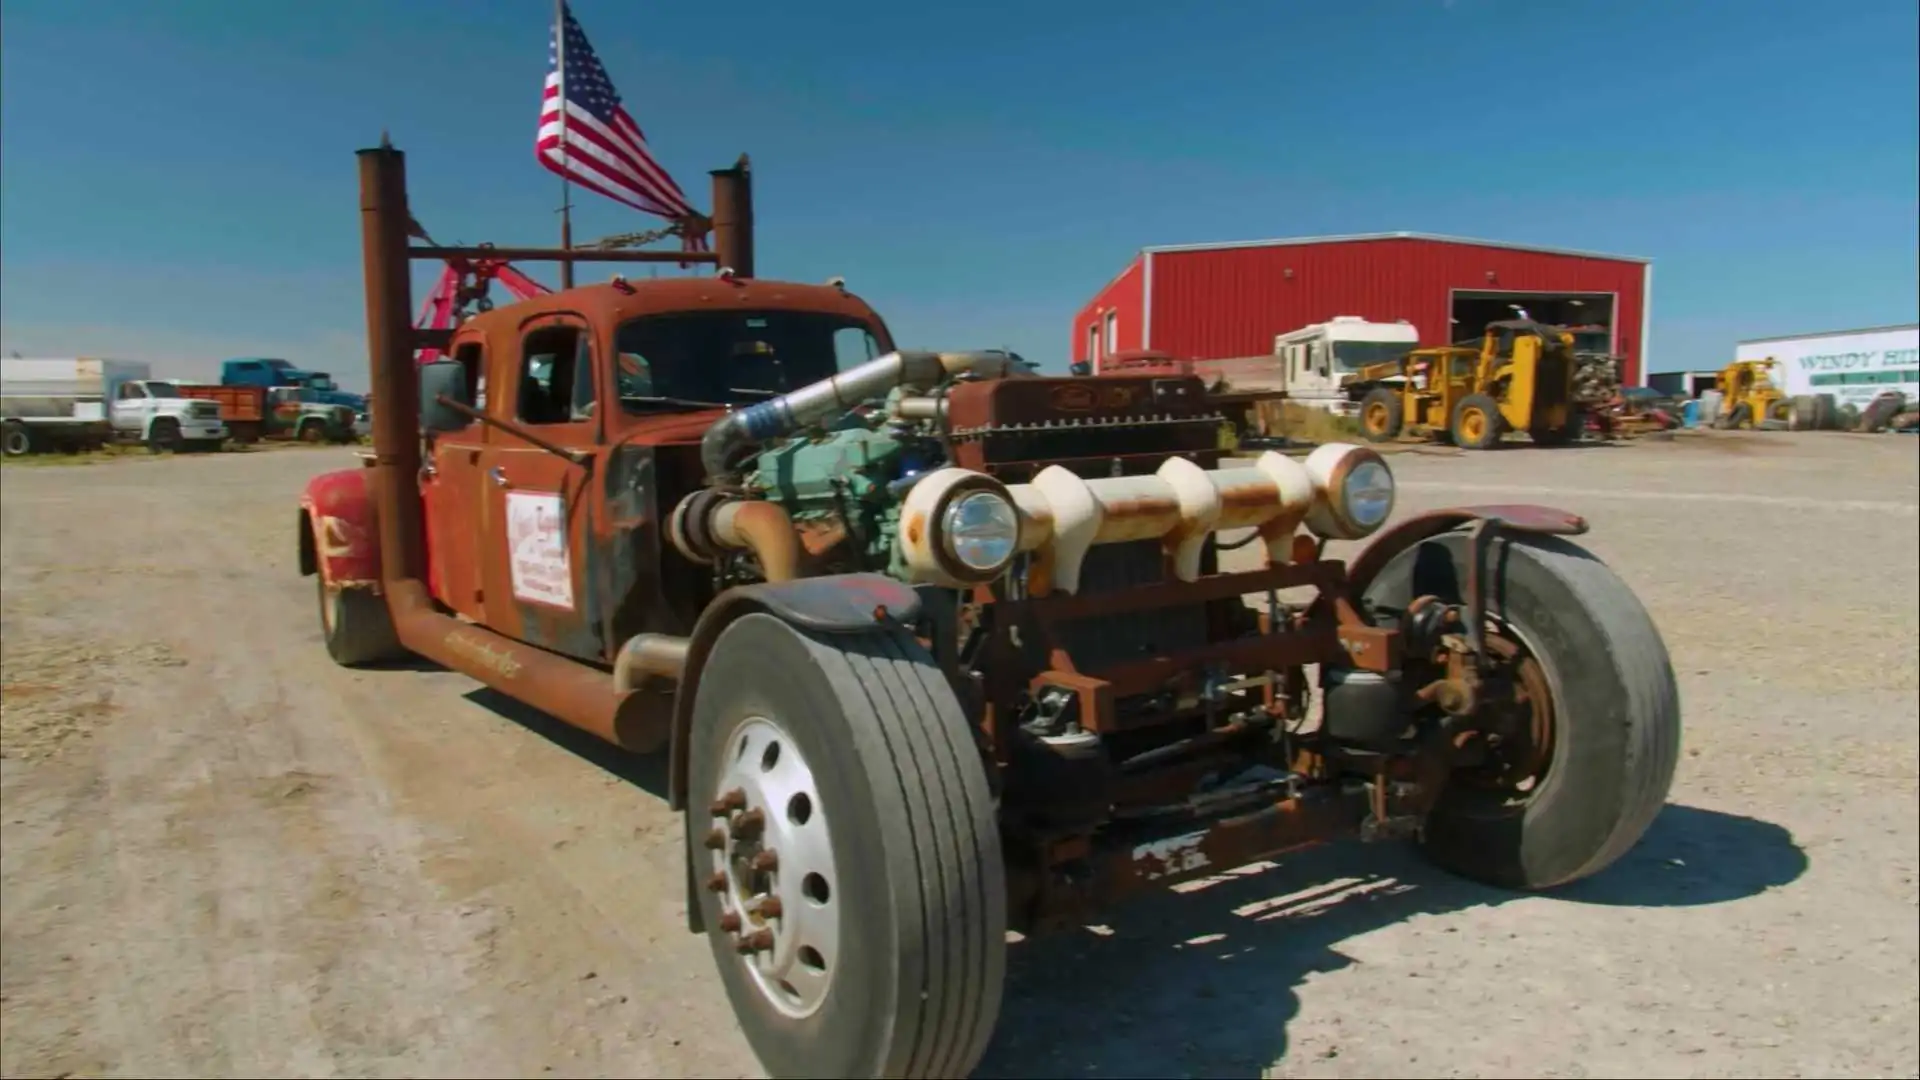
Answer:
[754, 896, 784, 919]
[705, 871, 728, 893]
[710, 788, 747, 816]
[735, 929, 775, 954]
[717, 911, 742, 933]
[731, 808, 766, 839]
[702, 827, 727, 850]
[749, 849, 779, 873]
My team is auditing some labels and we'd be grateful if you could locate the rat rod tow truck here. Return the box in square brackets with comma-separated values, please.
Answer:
[299, 141, 1682, 1079]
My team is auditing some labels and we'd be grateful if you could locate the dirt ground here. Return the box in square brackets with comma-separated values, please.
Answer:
[2, 431, 1916, 1080]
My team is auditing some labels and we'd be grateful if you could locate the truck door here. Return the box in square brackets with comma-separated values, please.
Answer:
[110, 380, 152, 435]
[421, 337, 491, 623]
[477, 314, 604, 661]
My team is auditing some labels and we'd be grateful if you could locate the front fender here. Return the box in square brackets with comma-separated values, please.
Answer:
[1344, 504, 1588, 598]
[667, 574, 923, 814]
[297, 467, 382, 589]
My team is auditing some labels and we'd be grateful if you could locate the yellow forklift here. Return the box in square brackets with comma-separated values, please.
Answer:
[1711, 357, 1790, 429]
[1346, 320, 1581, 450]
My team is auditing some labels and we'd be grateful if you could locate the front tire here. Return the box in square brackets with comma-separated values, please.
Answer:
[689, 613, 1005, 1080]
[147, 418, 181, 454]
[1360, 529, 1681, 890]
[1359, 388, 1403, 443]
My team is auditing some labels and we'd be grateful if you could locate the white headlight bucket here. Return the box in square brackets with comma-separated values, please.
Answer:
[1302, 443, 1397, 539]
[898, 467, 1021, 586]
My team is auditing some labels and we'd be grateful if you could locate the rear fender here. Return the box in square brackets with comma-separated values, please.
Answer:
[1344, 504, 1589, 599]
[298, 467, 382, 590]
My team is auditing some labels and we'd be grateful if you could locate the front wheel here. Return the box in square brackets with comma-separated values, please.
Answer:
[689, 614, 1006, 1079]
[1359, 388, 1403, 443]
[1360, 529, 1681, 890]
[147, 418, 181, 454]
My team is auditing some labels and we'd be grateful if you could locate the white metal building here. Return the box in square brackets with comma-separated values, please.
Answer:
[1734, 323, 1920, 409]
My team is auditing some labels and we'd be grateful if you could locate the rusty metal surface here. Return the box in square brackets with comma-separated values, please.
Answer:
[944, 373, 1225, 476]
[709, 155, 754, 278]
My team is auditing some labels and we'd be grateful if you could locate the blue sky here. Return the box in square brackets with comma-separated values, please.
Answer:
[3, 0, 1915, 389]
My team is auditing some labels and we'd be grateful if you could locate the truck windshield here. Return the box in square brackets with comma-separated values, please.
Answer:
[1331, 340, 1413, 370]
[306, 375, 336, 391]
[612, 310, 882, 413]
[146, 381, 183, 398]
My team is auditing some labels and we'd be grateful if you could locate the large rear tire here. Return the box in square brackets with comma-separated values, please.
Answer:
[316, 577, 405, 666]
[688, 613, 1006, 1080]
[1451, 393, 1503, 450]
[1360, 529, 1681, 890]
[310, 516, 405, 666]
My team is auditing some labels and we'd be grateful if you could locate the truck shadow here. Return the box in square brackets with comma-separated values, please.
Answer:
[975, 803, 1806, 1079]
[460, 686, 671, 798]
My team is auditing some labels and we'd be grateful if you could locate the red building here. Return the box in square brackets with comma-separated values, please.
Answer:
[1072, 232, 1653, 386]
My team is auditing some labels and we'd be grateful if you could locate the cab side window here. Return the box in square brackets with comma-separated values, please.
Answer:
[517, 325, 595, 425]
[452, 342, 487, 416]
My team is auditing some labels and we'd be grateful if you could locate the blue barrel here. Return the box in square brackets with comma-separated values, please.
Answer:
[1681, 399, 1701, 428]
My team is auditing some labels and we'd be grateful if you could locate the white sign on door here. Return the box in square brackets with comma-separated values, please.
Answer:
[505, 491, 574, 610]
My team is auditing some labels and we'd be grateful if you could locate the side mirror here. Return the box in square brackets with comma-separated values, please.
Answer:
[1069, 360, 1092, 377]
[419, 360, 471, 433]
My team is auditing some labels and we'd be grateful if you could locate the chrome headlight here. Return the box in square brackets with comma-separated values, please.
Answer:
[942, 490, 1019, 574]
[1303, 444, 1396, 539]
[897, 467, 1023, 586]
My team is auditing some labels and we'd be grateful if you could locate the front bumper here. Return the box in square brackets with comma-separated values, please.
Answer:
[184, 421, 229, 442]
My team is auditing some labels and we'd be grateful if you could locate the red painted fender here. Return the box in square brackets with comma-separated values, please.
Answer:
[1343, 504, 1590, 599]
[297, 467, 383, 590]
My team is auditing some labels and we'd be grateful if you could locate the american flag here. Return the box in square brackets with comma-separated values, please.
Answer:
[536, 3, 706, 249]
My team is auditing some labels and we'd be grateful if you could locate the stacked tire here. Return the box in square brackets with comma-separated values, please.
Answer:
[1857, 391, 1907, 433]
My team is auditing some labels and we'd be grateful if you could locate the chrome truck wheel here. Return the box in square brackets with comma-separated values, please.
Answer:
[707, 715, 842, 1019]
[689, 613, 1005, 1080]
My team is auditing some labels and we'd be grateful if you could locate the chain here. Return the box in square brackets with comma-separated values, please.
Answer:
[583, 212, 712, 251]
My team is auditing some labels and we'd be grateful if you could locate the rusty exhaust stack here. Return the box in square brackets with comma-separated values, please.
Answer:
[710, 154, 753, 278]
[355, 142, 666, 752]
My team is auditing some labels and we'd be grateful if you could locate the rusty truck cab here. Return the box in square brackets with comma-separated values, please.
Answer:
[419, 278, 896, 667]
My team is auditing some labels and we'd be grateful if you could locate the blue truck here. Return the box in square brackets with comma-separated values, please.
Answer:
[220, 358, 368, 414]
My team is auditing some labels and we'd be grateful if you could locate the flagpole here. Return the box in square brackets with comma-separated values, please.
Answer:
[555, 0, 574, 289]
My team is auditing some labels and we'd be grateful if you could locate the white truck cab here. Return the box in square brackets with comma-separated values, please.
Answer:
[110, 379, 229, 451]
[1274, 317, 1421, 414]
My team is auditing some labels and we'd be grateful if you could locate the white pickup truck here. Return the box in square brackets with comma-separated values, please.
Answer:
[1, 357, 229, 456]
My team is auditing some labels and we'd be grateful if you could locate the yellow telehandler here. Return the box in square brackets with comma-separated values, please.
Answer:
[1712, 358, 1789, 429]
[1344, 320, 1581, 450]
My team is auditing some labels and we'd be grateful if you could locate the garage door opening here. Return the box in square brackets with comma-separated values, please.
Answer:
[1449, 291, 1616, 347]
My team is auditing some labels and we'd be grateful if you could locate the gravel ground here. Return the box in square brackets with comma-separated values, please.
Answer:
[2, 431, 1915, 1080]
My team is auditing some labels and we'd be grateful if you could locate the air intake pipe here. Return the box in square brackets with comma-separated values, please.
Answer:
[699, 349, 1016, 478]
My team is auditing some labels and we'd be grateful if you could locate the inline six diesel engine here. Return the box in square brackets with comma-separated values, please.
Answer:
[667, 350, 1398, 600]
